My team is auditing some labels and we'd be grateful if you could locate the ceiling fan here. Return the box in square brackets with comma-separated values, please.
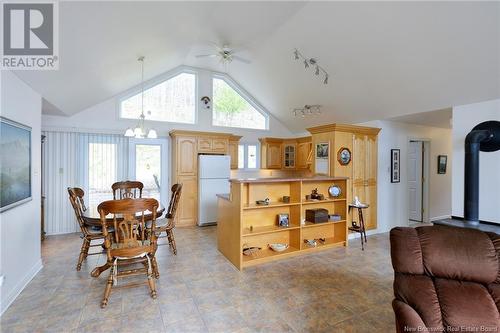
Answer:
[195, 43, 251, 65]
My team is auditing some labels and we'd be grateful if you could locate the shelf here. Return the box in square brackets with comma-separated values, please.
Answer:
[242, 246, 300, 264]
[301, 237, 345, 251]
[302, 198, 346, 205]
[302, 220, 346, 228]
[243, 202, 301, 210]
[242, 224, 300, 236]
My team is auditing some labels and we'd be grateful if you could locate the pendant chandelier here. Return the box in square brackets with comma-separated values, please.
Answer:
[124, 56, 158, 139]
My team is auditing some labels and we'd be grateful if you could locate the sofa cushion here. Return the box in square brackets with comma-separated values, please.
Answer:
[390, 227, 424, 275]
[435, 278, 500, 330]
[416, 226, 498, 284]
[393, 274, 442, 329]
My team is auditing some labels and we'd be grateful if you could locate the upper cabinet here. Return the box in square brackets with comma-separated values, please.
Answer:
[283, 142, 296, 169]
[259, 136, 312, 170]
[296, 137, 312, 170]
[260, 139, 282, 169]
[197, 136, 228, 153]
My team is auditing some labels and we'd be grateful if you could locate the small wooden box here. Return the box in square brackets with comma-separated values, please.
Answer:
[305, 208, 329, 223]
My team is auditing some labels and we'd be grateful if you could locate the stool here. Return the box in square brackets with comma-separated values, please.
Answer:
[348, 203, 369, 250]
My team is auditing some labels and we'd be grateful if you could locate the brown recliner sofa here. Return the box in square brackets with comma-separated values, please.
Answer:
[390, 225, 500, 332]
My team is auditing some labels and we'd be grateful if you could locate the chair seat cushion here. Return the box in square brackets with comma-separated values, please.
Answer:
[111, 239, 150, 249]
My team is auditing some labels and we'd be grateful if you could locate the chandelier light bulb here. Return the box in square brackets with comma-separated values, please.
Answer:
[124, 128, 134, 137]
[147, 129, 158, 139]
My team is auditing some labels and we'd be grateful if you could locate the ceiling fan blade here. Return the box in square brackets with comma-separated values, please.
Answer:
[195, 54, 218, 58]
[232, 55, 251, 64]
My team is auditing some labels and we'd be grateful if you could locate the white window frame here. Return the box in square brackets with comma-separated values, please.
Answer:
[116, 66, 198, 125]
[211, 73, 269, 131]
[238, 142, 260, 170]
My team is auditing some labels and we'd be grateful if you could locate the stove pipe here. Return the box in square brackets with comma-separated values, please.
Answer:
[463, 121, 500, 225]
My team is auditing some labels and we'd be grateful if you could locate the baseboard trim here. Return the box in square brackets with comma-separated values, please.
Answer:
[0, 259, 43, 316]
[430, 215, 451, 222]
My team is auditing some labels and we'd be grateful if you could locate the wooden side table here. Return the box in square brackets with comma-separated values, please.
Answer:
[349, 203, 369, 250]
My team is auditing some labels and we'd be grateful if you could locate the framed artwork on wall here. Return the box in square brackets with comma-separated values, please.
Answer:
[315, 142, 329, 175]
[0, 117, 32, 212]
[391, 149, 400, 183]
[437, 155, 447, 174]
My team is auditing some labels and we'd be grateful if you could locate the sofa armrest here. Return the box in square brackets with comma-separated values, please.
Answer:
[393, 299, 427, 333]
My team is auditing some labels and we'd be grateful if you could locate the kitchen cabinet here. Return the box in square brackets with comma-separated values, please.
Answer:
[170, 130, 238, 227]
[283, 143, 296, 169]
[259, 138, 283, 169]
[307, 124, 380, 230]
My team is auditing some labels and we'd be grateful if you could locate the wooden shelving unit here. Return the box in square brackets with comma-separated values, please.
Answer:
[217, 177, 349, 270]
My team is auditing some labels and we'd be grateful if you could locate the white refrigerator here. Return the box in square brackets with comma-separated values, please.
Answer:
[198, 155, 231, 226]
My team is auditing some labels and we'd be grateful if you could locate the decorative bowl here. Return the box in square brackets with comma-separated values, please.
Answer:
[268, 243, 289, 252]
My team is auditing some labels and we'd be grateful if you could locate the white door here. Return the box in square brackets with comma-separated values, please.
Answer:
[129, 138, 168, 205]
[408, 141, 423, 222]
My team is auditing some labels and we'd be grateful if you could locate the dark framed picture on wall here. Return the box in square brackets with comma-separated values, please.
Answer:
[0, 117, 32, 212]
[437, 155, 447, 174]
[391, 149, 400, 183]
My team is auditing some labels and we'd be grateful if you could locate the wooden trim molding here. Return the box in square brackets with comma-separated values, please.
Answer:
[307, 123, 381, 135]
[169, 130, 235, 138]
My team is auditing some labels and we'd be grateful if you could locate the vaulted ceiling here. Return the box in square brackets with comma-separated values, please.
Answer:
[15, 1, 500, 132]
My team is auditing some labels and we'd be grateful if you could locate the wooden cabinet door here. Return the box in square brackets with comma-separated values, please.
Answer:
[197, 138, 212, 152]
[228, 141, 238, 169]
[365, 135, 378, 183]
[212, 138, 228, 153]
[177, 137, 197, 176]
[352, 134, 366, 187]
[364, 184, 377, 230]
[176, 176, 198, 226]
[267, 143, 282, 169]
[283, 144, 296, 169]
[297, 142, 309, 169]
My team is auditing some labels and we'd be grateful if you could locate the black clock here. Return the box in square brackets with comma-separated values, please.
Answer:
[337, 147, 351, 165]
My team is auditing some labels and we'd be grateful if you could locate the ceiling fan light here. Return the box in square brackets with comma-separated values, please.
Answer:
[147, 129, 158, 139]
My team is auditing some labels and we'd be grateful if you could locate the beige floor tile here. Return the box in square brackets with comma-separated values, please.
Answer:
[4, 227, 396, 333]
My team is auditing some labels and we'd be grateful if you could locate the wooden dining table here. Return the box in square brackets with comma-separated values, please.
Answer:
[82, 203, 165, 277]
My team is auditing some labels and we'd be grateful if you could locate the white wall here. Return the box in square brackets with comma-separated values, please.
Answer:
[42, 68, 295, 142]
[360, 120, 453, 234]
[452, 99, 500, 223]
[0, 71, 43, 315]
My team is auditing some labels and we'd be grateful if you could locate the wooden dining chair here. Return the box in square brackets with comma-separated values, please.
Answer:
[98, 198, 159, 308]
[67, 187, 105, 271]
[111, 180, 144, 199]
[154, 184, 182, 256]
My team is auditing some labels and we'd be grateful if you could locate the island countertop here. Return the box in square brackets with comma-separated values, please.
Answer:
[229, 176, 348, 184]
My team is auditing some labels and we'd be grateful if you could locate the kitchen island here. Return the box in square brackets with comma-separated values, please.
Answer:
[217, 177, 349, 270]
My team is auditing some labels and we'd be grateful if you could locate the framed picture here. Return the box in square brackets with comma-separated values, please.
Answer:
[391, 149, 400, 183]
[0, 117, 32, 212]
[315, 142, 329, 175]
[437, 155, 447, 174]
[316, 143, 329, 159]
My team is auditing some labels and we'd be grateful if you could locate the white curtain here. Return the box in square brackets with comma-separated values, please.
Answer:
[42, 131, 129, 235]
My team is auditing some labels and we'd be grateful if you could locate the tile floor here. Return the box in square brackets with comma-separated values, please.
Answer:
[0, 227, 395, 332]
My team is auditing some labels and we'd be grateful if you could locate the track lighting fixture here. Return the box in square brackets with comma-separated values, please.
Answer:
[293, 49, 329, 84]
[292, 105, 322, 118]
